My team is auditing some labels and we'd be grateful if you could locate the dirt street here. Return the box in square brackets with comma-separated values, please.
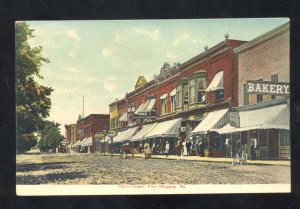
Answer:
[16, 153, 290, 185]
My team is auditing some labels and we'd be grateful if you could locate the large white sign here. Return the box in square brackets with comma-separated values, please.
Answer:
[246, 81, 290, 95]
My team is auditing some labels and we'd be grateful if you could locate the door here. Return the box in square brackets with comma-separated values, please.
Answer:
[268, 130, 279, 159]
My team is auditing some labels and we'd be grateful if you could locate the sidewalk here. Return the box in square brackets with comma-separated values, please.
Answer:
[99, 153, 290, 166]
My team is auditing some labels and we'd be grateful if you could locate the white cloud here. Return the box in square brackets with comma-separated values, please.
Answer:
[103, 81, 116, 92]
[132, 28, 160, 41]
[166, 51, 178, 60]
[64, 66, 80, 74]
[173, 33, 190, 46]
[66, 30, 81, 43]
[114, 34, 127, 43]
[101, 48, 112, 57]
[192, 38, 202, 44]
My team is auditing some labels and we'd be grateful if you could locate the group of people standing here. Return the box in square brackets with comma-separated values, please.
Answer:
[224, 134, 258, 160]
[175, 136, 205, 157]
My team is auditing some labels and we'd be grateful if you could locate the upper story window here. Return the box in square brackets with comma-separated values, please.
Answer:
[206, 70, 223, 102]
[183, 84, 188, 109]
[160, 93, 168, 115]
[170, 88, 176, 112]
[176, 85, 182, 108]
[187, 71, 207, 105]
[189, 79, 196, 104]
[197, 77, 206, 104]
[215, 89, 224, 101]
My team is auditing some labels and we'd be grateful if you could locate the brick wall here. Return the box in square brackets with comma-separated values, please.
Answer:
[237, 29, 290, 106]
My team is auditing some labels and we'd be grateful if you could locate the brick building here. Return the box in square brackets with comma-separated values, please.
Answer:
[64, 123, 76, 153]
[213, 22, 290, 160]
[73, 114, 110, 153]
[109, 37, 246, 157]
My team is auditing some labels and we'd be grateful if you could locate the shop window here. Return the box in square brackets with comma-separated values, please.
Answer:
[280, 130, 290, 146]
[161, 98, 168, 115]
[258, 130, 268, 147]
[188, 79, 196, 104]
[211, 134, 225, 150]
[244, 83, 249, 105]
[271, 74, 278, 100]
[215, 89, 224, 101]
[171, 95, 176, 112]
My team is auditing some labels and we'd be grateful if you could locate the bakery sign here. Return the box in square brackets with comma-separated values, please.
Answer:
[246, 81, 290, 95]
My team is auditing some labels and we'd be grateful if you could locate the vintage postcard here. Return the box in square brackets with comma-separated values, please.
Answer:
[16, 18, 290, 195]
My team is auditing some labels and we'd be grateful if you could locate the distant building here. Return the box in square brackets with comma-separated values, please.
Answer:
[72, 114, 110, 153]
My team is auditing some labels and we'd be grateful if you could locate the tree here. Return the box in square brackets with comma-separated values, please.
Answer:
[38, 121, 63, 152]
[16, 22, 53, 153]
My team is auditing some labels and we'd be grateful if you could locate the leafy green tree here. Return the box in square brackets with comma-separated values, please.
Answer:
[16, 22, 53, 153]
[38, 121, 63, 152]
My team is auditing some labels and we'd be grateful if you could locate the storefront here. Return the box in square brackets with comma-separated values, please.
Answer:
[190, 108, 229, 157]
[211, 100, 290, 159]
[143, 118, 182, 155]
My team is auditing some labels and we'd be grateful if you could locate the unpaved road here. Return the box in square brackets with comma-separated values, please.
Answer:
[16, 153, 290, 185]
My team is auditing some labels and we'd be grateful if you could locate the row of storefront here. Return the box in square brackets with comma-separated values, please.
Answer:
[106, 21, 290, 160]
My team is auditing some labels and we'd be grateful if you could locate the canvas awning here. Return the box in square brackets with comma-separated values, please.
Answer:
[144, 118, 181, 139]
[206, 71, 224, 92]
[113, 130, 127, 143]
[81, 137, 93, 147]
[76, 138, 88, 146]
[211, 104, 290, 134]
[119, 112, 128, 122]
[113, 127, 138, 143]
[72, 140, 82, 147]
[130, 123, 158, 142]
[160, 93, 168, 100]
[170, 88, 176, 96]
[141, 98, 156, 113]
[134, 102, 146, 114]
[122, 127, 138, 141]
[191, 108, 229, 134]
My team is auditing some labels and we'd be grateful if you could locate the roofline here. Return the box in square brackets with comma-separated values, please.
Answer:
[234, 21, 290, 54]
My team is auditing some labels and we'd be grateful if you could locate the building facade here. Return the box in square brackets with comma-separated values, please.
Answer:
[64, 123, 77, 153]
[74, 114, 110, 153]
[109, 37, 247, 157]
[228, 22, 290, 160]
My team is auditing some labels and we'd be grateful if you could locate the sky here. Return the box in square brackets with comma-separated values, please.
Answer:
[26, 18, 289, 134]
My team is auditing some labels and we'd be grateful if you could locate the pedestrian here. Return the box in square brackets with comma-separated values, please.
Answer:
[176, 138, 181, 156]
[198, 136, 204, 157]
[250, 134, 257, 160]
[181, 139, 186, 157]
[225, 136, 231, 158]
[139, 141, 143, 154]
[186, 137, 192, 156]
[152, 142, 156, 154]
[165, 141, 170, 157]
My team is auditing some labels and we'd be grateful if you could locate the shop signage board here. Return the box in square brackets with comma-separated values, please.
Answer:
[107, 130, 117, 137]
[246, 81, 290, 95]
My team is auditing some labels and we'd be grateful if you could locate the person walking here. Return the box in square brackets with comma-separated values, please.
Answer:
[225, 136, 231, 158]
[165, 141, 170, 157]
[250, 134, 257, 160]
[186, 137, 192, 156]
